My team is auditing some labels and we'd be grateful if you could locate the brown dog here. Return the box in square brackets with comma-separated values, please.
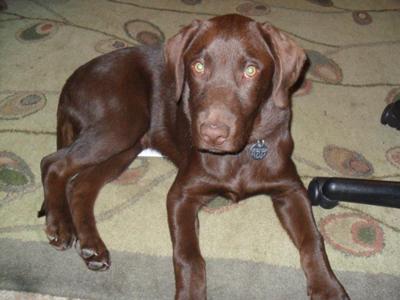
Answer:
[39, 14, 349, 300]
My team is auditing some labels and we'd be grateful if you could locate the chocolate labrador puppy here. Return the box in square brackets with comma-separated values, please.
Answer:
[39, 14, 349, 300]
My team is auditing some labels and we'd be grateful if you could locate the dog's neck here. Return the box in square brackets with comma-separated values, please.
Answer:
[249, 99, 291, 144]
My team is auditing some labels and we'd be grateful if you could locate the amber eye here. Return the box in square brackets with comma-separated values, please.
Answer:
[193, 62, 205, 74]
[244, 65, 257, 78]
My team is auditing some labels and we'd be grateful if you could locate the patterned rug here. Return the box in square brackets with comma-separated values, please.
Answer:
[1, 1, 400, 299]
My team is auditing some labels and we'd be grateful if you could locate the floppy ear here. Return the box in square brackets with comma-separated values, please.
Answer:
[259, 23, 306, 108]
[164, 20, 202, 102]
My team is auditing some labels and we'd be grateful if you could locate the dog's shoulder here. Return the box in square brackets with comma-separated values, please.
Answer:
[61, 45, 166, 99]
[74, 45, 163, 77]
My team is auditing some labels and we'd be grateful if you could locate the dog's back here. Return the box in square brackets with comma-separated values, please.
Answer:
[57, 46, 164, 146]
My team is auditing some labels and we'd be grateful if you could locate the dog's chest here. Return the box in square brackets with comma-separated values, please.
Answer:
[208, 157, 271, 202]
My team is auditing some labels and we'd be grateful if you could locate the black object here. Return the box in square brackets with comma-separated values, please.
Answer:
[308, 177, 400, 209]
[381, 100, 400, 130]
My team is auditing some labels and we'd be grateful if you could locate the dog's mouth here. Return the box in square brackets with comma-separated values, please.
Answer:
[196, 143, 245, 155]
[198, 147, 232, 155]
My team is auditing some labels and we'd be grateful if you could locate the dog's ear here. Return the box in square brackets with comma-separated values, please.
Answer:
[164, 20, 202, 102]
[259, 23, 306, 108]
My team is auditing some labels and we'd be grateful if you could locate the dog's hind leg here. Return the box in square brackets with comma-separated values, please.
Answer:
[40, 148, 77, 250]
[41, 121, 147, 254]
[39, 119, 79, 250]
[66, 143, 143, 271]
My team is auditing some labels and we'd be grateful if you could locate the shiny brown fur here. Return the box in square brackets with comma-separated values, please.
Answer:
[40, 14, 349, 300]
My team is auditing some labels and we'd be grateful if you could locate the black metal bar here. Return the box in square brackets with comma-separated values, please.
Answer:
[381, 100, 400, 130]
[307, 177, 400, 209]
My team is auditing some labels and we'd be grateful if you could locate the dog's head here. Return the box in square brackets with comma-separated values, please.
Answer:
[164, 14, 306, 154]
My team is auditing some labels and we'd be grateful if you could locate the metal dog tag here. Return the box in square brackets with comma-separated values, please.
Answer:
[249, 140, 268, 160]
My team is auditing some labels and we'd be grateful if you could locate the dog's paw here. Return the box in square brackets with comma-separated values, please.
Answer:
[75, 239, 111, 271]
[308, 284, 350, 300]
[45, 215, 76, 251]
[310, 293, 349, 300]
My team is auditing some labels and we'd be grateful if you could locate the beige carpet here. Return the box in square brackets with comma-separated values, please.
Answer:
[1, 0, 400, 299]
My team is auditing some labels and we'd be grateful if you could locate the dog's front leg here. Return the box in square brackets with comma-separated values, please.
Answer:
[271, 180, 350, 300]
[167, 177, 210, 300]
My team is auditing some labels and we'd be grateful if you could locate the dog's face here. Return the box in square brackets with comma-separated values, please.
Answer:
[165, 14, 306, 154]
[182, 17, 275, 153]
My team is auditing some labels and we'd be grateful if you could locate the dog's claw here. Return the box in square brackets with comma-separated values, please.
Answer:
[81, 248, 97, 259]
[44, 215, 75, 251]
[75, 239, 110, 271]
[46, 230, 75, 251]
[87, 260, 110, 271]
[47, 234, 58, 242]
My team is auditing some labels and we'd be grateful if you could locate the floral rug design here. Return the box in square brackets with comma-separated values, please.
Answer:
[1, 1, 400, 299]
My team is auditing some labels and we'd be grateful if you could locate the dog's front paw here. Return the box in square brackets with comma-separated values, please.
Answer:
[308, 282, 350, 300]
[75, 238, 110, 271]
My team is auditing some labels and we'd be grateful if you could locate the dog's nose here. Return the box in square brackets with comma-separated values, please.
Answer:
[200, 122, 230, 145]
